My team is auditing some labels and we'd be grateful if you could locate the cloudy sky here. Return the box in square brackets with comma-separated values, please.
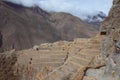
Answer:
[6, 0, 113, 19]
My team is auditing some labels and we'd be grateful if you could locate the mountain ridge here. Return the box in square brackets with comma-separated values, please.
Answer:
[0, 1, 61, 51]
[0, 1, 97, 51]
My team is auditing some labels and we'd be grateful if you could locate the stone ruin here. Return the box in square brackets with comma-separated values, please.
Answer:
[1, 0, 120, 80]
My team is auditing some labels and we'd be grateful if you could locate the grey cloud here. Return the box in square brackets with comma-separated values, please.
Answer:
[5, 0, 113, 19]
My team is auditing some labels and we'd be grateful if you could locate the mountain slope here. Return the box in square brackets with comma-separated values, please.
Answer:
[0, 1, 97, 51]
[49, 12, 97, 40]
[0, 1, 61, 51]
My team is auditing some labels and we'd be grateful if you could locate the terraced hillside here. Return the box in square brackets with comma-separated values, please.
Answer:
[0, 34, 105, 80]
[2, 0, 120, 80]
[43, 35, 105, 80]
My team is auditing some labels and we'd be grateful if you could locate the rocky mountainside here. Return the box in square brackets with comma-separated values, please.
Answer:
[83, 0, 120, 79]
[1, 0, 120, 78]
[99, 0, 120, 79]
[0, 1, 97, 51]
[49, 12, 97, 40]
[2, 0, 120, 80]
[0, 1, 61, 51]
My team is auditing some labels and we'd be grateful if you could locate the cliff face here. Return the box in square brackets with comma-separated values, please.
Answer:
[100, 0, 120, 79]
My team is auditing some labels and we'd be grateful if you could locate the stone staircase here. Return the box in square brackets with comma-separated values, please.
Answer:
[41, 35, 104, 80]
[15, 47, 68, 79]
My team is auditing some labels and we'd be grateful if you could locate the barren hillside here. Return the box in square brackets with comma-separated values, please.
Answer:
[0, 1, 97, 51]
[0, 1, 61, 51]
[49, 12, 97, 40]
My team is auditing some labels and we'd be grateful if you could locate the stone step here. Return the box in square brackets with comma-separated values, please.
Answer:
[68, 60, 83, 67]
[53, 65, 85, 80]
[31, 62, 63, 68]
[73, 38, 89, 43]
[51, 71, 64, 80]
[88, 39, 100, 43]
[79, 49, 100, 56]
[22, 50, 67, 55]
[43, 47, 67, 50]
[32, 58, 65, 63]
[69, 46, 84, 50]
[40, 54, 67, 59]
[73, 56, 90, 62]
[69, 56, 90, 66]
[30, 53, 67, 55]
[18, 53, 67, 59]
[86, 44, 101, 49]
[69, 48, 80, 56]
[64, 61, 83, 73]
[76, 53, 94, 61]
[83, 76, 97, 80]
[18, 55, 67, 64]
[42, 58, 95, 80]
[45, 61, 84, 80]
[59, 65, 73, 77]
[38, 51, 67, 54]
[45, 71, 63, 80]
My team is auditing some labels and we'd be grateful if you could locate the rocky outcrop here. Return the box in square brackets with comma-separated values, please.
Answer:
[88, 0, 120, 80]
